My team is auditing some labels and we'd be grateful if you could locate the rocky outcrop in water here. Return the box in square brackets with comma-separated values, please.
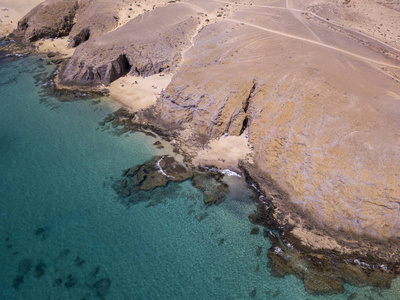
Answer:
[113, 156, 229, 207]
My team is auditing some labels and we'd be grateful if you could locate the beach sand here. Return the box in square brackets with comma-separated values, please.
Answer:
[192, 134, 253, 171]
[109, 73, 173, 112]
[34, 37, 75, 57]
[0, 0, 43, 36]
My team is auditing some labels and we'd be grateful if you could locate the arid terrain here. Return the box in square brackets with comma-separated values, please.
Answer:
[4, 0, 400, 294]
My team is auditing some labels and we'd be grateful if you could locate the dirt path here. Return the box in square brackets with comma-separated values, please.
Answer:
[226, 18, 400, 69]
[286, 0, 321, 42]
[217, 0, 400, 56]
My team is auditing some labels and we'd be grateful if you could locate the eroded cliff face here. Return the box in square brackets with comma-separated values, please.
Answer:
[59, 3, 202, 86]
[14, 0, 400, 293]
[18, 0, 78, 41]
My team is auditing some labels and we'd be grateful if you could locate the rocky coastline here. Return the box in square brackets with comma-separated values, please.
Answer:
[3, 0, 400, 295]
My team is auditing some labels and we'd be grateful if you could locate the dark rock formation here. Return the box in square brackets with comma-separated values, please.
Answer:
[116, 155, 193, 194]
[192, 173, 228, 206]
[18, 0, 78, 42]
[113, 155, 229, 207]
[250, 227, 260, 235]
[59, 3, 200, 86]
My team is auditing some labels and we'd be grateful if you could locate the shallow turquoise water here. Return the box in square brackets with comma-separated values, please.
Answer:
[1, 55, 399, 299]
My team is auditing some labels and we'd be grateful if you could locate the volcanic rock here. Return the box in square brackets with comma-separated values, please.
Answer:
[18, 0, 78, 42]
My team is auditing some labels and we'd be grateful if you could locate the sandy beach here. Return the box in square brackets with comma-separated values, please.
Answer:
[109, 73, 173, 113]
[192, 134, 253, 171]
[0, 0, 43, 36]
[34, 37, 75, 57]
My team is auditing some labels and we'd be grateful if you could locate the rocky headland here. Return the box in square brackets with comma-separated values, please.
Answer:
[5, 0, 400, 294]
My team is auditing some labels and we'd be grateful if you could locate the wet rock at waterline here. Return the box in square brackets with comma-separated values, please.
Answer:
[117, 156, 193, 193]
[192, 174, 228, 206]
[246, 190, 398, 295]
[113, 156, 229, 207]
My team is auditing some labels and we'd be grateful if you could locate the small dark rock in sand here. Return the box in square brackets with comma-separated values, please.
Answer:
[153, 141, 164, 149]
[251, 227, 260, 235]
[52, 59, 64, 65]
[12, 275, 24, 289]
[47, 52, 57, 58]
[93, 278, 111, 297]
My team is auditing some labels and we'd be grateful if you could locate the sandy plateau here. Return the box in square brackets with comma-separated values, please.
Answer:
[4, 0, 400, 294]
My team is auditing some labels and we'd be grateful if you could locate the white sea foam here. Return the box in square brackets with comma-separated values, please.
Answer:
[353, 259, 371, 268]
[5, 53, 24, 57]
[157, 157, 174, 178]
[221, 169, 241, 177]
[274, 247, 283, 255]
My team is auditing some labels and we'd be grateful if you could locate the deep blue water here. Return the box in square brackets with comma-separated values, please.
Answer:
[1, 55, 399, 299]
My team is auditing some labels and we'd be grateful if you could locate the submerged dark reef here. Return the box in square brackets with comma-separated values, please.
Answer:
[5, 231, 111, 298]
[112, 155, 229, 208]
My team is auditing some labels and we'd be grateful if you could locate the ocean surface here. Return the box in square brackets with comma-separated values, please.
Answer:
[1, 54, 400, 299]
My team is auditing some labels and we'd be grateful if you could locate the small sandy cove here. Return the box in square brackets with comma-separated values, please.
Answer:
[34, 37, 75, 57]
[0, 0, 43, 36]
[109, 73, 253, 171]
[109, 73, 173, 112]
[192, 134, 252, 171]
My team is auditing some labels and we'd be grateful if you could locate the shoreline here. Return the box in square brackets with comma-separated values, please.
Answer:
[3, 40, 400, 294]
[2, 0, 400, 294]
[32, 46, 400, 293]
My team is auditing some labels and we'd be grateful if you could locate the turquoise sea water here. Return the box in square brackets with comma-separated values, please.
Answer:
[1, 54, 400, 299]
